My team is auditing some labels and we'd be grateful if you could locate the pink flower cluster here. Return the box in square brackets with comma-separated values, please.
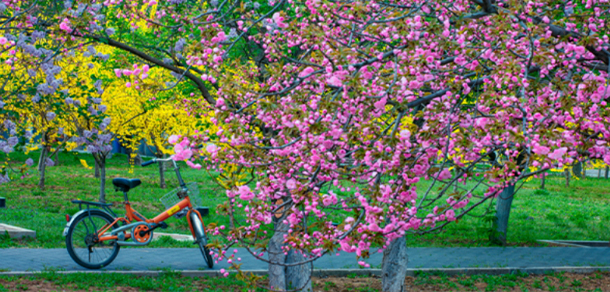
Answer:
[114, 64, 150, 89]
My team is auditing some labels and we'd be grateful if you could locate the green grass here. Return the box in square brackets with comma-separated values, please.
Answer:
[1, 150, 610, 248]
[0, 150, 230, 248]
[409, 173, 610, 247]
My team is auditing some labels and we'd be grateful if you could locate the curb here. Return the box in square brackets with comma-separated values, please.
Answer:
[1, 266, 609, 278]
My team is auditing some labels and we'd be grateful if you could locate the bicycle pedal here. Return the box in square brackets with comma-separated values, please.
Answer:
[159, 222, 168, 229]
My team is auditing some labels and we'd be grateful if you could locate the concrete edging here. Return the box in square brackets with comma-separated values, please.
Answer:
[1, 266, 609, 278]
[0, 224, 36, 239]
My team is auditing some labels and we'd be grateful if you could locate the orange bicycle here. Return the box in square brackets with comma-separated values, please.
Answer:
[62, 156, 213, 269]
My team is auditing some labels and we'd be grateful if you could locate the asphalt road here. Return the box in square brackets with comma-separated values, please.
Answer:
[1, 247, 609, 272]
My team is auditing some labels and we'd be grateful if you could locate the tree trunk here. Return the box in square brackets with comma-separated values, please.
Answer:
[125, 144, 142, 166]
[95, 154, 107, 203]
[381, 235, 408, 292]
[129, 152, 142, 166]
[268, 221, 287, 291]
[37, 147, 47, 190]
[286, 250, 312, 292]
[599, 168, 602, 178]
[540, 172, 545, 189]
[572, 161, 583, 178]
[565, 168, 570, 187]
[158, 155, 167, 189]
[605, 166, 609, 179]
[37, 146, 47, 172]
[94, 159, 100, 178]
[53, 149, 59, 166]
[491, 184, 515, 246]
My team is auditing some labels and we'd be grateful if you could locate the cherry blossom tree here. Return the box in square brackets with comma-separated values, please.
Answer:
[171, 0, 610, 291]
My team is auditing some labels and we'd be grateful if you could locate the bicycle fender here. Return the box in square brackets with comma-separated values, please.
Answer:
[62, 209, 112, 237]
[187, 209, 204, 241]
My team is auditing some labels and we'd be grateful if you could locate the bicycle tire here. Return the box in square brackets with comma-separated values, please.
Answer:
[65, 209, 120, 269]
[190, 214, 214, 268]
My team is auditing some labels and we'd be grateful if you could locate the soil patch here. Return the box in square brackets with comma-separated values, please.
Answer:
[0, 278, 140, 291]
[1, 272, 609, 291]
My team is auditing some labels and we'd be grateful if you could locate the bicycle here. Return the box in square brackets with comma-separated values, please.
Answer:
[62, 156, 214, 269]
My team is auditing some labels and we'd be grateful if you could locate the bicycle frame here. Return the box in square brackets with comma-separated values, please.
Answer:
[89, 157, 206, 245]
[95, 197, 205, 244]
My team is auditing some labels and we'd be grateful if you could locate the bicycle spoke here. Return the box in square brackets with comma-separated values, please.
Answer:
[69, 214, 117, 266]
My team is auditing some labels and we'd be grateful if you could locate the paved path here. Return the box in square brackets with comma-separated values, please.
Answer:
[1, 247, 609, 272]
[584, 169, 608, 178]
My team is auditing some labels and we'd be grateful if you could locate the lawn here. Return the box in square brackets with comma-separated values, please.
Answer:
[0, 270, 609, 291]
[0, 150, 229, 248]
[1, 150, 609, 248]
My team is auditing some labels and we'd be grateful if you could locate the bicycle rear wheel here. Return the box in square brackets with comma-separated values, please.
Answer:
[65, 209, 120, 269]
[190, 213, 213, 268]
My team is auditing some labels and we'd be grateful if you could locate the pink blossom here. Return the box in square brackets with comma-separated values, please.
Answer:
[299, 67, 315, 78]
[168, 135, 179, 144]
[339, 240, 354, 252]
[273, 12, 288, 28]
[238, 185, 255, 200]
[548, 147, 568, 160]
[409, 80, 421, 89]
[373, 98, 387, 111]
[436, 169, 452, 180]
[173, 142, 193, 161]
[0, 38, 7, 45]
[532, 145, 550, 155]
[114, 69, 122, 78]
[285, 178, 297, 190]
[368, 223, 381, 232]
[322, 194, 336, 206]
[216, 31, 227, 42]
[445, 210, 456, 221]
[186, 160, 202, 170]
[59, 18, 72, 32]
[206, 144, 218, 154]
[327, 76, 342, 87]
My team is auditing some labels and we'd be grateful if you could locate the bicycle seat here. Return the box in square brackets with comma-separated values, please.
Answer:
[112, 178, 142, 192]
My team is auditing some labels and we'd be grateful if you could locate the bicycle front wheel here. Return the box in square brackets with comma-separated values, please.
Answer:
[65, 209, 120, 269]
[190, 213, 213, 268]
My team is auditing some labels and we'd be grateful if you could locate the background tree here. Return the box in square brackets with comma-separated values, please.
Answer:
[104, 65, 216, 189]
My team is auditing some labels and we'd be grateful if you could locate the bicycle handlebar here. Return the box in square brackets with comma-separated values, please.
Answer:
[141, 156, 176, 167]
[141, 159, 156, 167]
[140, 156, 186, 187]
[155, 156, 176, 162]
